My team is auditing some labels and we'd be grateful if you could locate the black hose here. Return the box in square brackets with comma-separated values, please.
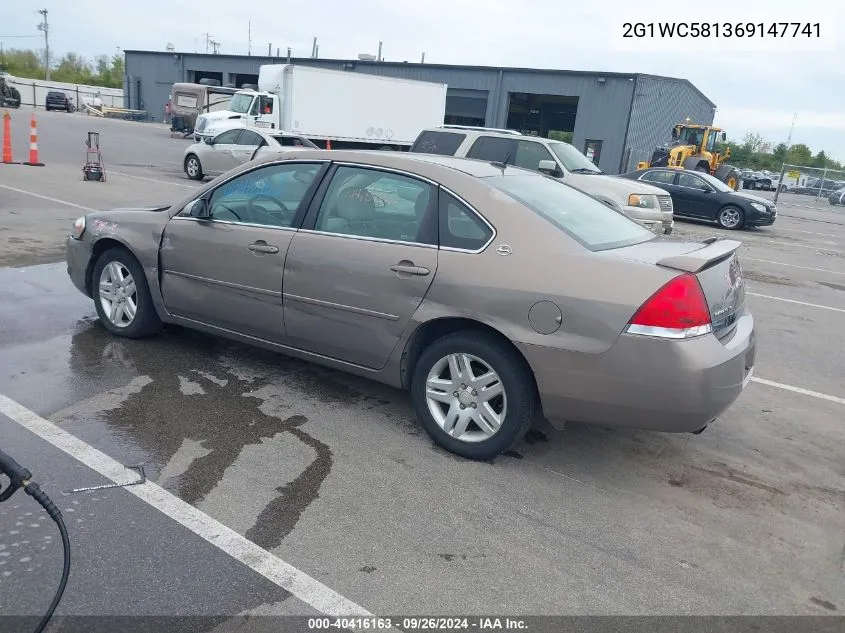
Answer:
[24, 481, 71, 633]
[0, 450, 70, 633]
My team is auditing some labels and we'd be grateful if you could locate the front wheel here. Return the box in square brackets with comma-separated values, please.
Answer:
[717, 205, 744, 230]
[92, 247, 161, 339]
[411, 331, 539, 460]
[184, 154, 203, 180]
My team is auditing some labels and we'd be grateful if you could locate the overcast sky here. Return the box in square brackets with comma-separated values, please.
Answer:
[4, 0, 843, 162]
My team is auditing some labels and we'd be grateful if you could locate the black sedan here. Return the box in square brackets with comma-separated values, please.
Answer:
[620, 167, 776, 230]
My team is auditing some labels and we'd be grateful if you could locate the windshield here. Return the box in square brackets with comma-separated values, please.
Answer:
[228, 93, 254, 114]
[548, 142, 602, 174]
[487, 174, 655, 251]
[697, 172, 736, 193]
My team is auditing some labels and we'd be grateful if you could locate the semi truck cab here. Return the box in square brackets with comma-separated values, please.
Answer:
[194, 90, 281, 139]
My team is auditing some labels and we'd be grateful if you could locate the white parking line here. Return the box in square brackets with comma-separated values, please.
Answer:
[0, 184, 95, 212]
[775, 227, 843, 238]
[750, 378, 845, 406]
[108, 170, 198, 189]
[753, 239, 845, 255]
[0, 393, 375, 621]
[746, 292, 845, 313]
[743, 257, 845, 276]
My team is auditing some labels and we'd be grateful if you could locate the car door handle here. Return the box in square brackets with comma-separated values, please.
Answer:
[248, 242, 279, 254]
[390, 263, 430, 276]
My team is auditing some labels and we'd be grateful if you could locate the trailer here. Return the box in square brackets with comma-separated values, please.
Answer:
[193, 65, 448, 150]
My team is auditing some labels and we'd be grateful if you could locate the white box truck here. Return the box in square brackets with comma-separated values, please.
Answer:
[193, 64, 448, 150]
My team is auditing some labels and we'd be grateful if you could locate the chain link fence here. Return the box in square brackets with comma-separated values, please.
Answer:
[5, 76, 123, 110]
[771, 163, 845, 211]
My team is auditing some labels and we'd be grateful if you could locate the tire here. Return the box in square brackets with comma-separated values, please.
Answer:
[92, 247, 161, 339]
[410, 330, 539, 460]
[184, 154, 204, 180]
[714, 165, 739, 191]
[694, 163, 709, 173]
[717, 205, 744, 230]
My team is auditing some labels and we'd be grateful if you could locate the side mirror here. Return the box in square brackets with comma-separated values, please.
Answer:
[538, 159, 562, 177]
[187, 198, 209, 218]
[721, 132, 727, 142]
[671, 129, 678, 140]
[204, 136, 214, 145]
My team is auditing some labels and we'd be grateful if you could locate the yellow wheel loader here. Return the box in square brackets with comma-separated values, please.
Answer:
[637, 123, 740, 190]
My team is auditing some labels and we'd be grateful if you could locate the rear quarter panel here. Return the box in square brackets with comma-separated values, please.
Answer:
[408, 173, 678, 355]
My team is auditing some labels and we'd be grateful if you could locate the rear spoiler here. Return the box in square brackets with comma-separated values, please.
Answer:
[657, 238, 742, 273]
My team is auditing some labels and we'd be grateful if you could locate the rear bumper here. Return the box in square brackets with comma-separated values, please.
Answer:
[517, 311, 756, 432]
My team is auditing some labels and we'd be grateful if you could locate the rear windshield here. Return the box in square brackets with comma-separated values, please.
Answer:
[410, 131, 466, 156]
[486, 173, 655, 251]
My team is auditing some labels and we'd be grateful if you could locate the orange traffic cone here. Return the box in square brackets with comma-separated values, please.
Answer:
[2, 110, 13, 164]
[24, 113, 44, 166]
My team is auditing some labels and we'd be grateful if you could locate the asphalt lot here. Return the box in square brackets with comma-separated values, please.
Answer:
[1, 108, 843, 626]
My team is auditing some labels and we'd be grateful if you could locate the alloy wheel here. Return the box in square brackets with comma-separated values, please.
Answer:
[424, 352, 507, 443]
[98, 261, 138, 328]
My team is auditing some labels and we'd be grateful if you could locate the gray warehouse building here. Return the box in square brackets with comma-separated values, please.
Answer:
[124, 50, 716, 174]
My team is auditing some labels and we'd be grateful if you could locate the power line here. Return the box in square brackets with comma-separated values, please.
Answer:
[0, 35, 41, 39]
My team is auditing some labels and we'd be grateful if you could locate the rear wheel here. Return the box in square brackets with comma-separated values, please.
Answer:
[184, 154, 203, 180]
[717, 205, 744, 230]
[411, 331, 539, 461]
[92, 247, 161, 339]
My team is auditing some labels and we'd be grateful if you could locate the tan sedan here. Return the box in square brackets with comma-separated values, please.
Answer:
[65, 150, 756, 460]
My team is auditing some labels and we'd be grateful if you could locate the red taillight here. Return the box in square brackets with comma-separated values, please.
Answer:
[627, 273, 712, 339]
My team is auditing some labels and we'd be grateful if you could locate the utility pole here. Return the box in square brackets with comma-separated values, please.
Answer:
[209, 40, 221, 55]
[248, 20, 252, 55]
[774, 113, 797, 206]
[204, 32, 212, 54]
[377, 41, 383, 61]
[36, 8, 50, 80]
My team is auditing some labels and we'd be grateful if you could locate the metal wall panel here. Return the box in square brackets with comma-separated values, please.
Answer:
[623, 76, 717, 172]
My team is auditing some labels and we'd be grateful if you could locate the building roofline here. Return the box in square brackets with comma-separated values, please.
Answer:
[123, 50, 715, 108]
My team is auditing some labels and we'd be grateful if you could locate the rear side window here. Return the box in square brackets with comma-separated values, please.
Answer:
[410, 131, 466, 155]
[488, 174, 654, 251]
[438, 190, 493, 251]
[467, 136, 516, 163]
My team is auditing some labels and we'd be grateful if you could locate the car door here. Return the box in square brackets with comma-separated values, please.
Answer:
[233, 129, 265, 164]
[159, 160, 329, 342]
[201, 128, 245, 175]
[675, 172, 716, 219]
[281, 164, 439, 369]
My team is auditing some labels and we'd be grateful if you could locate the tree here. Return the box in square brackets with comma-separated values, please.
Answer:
[0, 47, 123, 88]
[786, 143, 812, 166]
[741, 132, 764, 154]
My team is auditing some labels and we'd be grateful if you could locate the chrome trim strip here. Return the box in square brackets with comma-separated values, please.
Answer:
[171, 216, 299, 232]
[164, 270, 282, 298]
[296, 228, 437, 249]
[283, 293, 399, 321]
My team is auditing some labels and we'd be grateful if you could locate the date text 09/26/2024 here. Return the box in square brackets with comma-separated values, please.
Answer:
[622, 22, 821, 38]
[307, 617, 528, 630]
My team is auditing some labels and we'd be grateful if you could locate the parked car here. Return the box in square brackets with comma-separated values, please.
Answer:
[828, 187, 845, 205]
[45, 90, 74, 112]
[620, 167, 777, 229]
[409, 126, 675, 235]
[66, 150, 755, 460]
[183, 126, 319, 180]
[740, 171, 772, 191]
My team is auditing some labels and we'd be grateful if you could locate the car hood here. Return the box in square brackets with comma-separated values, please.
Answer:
[567, 172, 670, 197]
[730, 190, 773, 205]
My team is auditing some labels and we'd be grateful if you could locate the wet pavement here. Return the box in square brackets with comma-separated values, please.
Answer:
[1, 114, 844, 622]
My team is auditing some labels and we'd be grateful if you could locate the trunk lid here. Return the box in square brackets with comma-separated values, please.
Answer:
[607, 237, 746, 340]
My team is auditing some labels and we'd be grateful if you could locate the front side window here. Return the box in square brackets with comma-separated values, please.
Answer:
[513, 141, 556, 172]
[314, 166, 436, 244]
[206, 162, 322, 227]
[677, 173, 710, 190]
[214, 129, 242, 145]
[487, 174, 654, 251]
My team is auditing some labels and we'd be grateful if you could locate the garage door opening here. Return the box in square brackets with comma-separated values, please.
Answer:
[443, 88, 488, 128]
[188, 70, 223, 86]
[506, 93, 578, 138]
[231, 73, 259, 89]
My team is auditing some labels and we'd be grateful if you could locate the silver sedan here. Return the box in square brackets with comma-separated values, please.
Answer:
[183, 127, 318, 181]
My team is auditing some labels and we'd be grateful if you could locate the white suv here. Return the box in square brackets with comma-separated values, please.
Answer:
[410, 126, 674, 234]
